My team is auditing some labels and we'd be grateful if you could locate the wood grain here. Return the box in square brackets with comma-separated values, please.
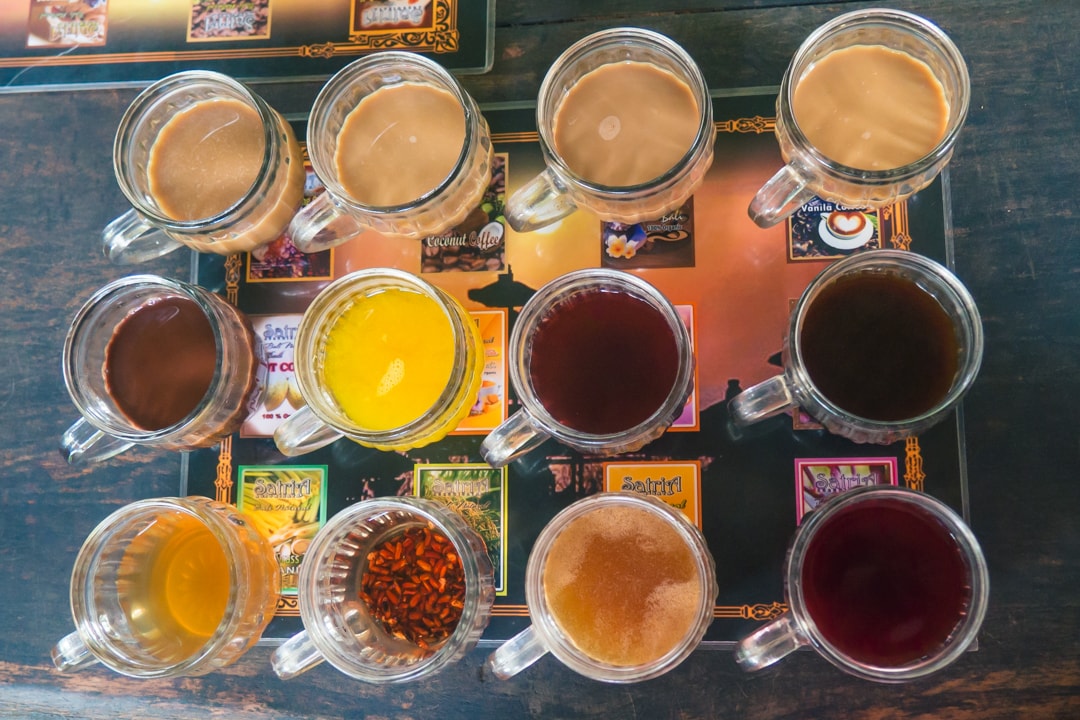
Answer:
[1, 1, 1078, 717]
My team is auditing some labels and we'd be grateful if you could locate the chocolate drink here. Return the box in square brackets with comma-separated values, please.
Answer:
[104, 295, 257, 439]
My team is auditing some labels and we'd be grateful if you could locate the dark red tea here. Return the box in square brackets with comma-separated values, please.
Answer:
[529, 289, 680, 435]
[800, 271, 959, 422]
[104, 295, 218, 430]
[800, 498, 972, 667]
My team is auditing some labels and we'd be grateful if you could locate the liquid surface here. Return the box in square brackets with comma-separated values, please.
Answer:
[543, 504, 703, 667]
[553, 61, 700, 187]
[322, 288, 456, 431]
[119, 512, 231, 662]
[148, 97, 266, 221]
[335, 83, 466, 207]
[800, 271, 959, 422]
[792, 45, 949, 171]
[801, 499, 971, 667]
[104, 295, 217, 430]
[529, 289, 680, 435]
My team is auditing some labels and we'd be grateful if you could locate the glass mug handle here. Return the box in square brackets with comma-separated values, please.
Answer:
[728, 374, 797, 426]
[505, 168, 579, 233]
[101, 209, 184, 264]
[479, 410, 550, 468]
[51, 630, 100, 672]
[747, 164, 817, 229]
[270, 629, 326, 679]
[287, 193, 366, 253]
[60, 417, 135, 465]
[273, 405, 344, 457]
[485, 625, 549, 680]
[734, 612, 808, 671]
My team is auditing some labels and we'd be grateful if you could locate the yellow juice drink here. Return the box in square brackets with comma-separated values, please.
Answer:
[321, 287, 481, 448]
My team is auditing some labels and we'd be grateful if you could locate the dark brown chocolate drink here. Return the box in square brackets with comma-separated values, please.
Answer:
[104, 295, 219, 430]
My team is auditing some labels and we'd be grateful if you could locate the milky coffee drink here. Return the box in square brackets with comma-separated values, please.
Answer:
[552, 61, 699, 187]
[792, 45, 949, 171]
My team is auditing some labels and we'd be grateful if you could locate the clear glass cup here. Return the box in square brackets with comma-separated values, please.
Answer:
[748, 9, 970, 228]
[505, 27, 715, 232]
[728, 250, 983, 444]
[734, 486, 989, 682]
[479, 268, 694, 467]
[104, 70, 305, 263]
[486, 493, 717, 683]
[52, 497, 280, 678]
[273, 268, 484, 455]
[61, 275, 262, 464]
[271, 497, 495, 683]
[288, 52, 493, 251]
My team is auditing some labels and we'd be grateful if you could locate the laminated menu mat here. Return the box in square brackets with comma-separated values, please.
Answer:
[181, 89, 968, 646]
[1, 0, 493, 92]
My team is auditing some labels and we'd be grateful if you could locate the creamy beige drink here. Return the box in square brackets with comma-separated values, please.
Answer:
[542, 503, 703, 667]
[552, 61, 700, 187]
[146, 97, 304, 254]
[334, 83, 468, 207]
[792, 45, 949, 171]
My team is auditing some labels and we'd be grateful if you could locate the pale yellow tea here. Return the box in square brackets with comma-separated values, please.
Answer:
[118, 511, 231, 663]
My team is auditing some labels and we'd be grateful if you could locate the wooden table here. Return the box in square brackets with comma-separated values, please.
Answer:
[2, 1, 1078, 717]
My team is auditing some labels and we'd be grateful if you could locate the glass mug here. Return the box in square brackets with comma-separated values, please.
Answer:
[728, 250, 983, 444]
[274, 268, 483, 455]
[61, 275, 262, 464]
[479, 268, 694, 468]
[271, 497, 495, 683]
[486, 493, 717, 682]
[735, 486, 989, 682]
[288, 52, 493, 251]
[505, 27, 715, 233]
[748, 9, 970, 228]
[52, 497, 280, 678]
[104, 70, 305, 264]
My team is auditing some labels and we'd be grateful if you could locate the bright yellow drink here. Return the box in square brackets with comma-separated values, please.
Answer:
[322, 288, 458, 431]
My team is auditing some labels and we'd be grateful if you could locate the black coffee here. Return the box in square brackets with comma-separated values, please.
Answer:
[800, 271, 959, 422]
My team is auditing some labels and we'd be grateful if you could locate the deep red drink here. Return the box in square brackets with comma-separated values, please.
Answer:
[800, 498, 972, 667]
[528, 289, 680, 435]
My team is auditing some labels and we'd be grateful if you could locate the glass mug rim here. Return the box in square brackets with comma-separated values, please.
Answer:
[306, 51, 482, 214]
[508, 268, 694, 448]
[291, 268, 475, 445]
[62, 274, 228, 443]
[292, 496, 494, 681]
[523, 492, 717, 682]
[535, 26, 714, 195]
[112, 70, 281, 231]
[785, 485, 989, 681]
[69, 497, 251, 678]
[779, 8, 971, 182]
[787, 249, 983, 432]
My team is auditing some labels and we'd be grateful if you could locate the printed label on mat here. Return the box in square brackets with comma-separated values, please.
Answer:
[604, 461, 702, 528]
[795, 457, 898, 523]
[237, 465, 328, 596]
[242, 314, 303, 438]
[415, 463, 508, 595]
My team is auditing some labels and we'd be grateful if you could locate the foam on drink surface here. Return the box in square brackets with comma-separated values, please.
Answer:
[542, 503, 702, 667]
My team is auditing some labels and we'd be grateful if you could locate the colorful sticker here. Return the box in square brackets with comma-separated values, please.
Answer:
[788, 198, 880, 260]
[601, 197, 695, 269]
[452, 310, 507, 434]
[603, 461, 702, 528]
[415, 463, 507, 595]
[795, 457, 898, 523]
[421, 153, 507, 274]
[237, 465, 328, 597]
[27, 0, 108, 47]
[247, 164, 333, 282]
[353, 0, 435, 31]
[242, 314, 303, 437]
[188, 0, 272, 41]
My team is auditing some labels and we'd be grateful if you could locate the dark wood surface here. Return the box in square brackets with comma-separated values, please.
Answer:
[2, 1, 1078, 717]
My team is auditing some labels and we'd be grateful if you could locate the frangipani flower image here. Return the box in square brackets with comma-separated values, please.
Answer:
[605, 234, 628, 258]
